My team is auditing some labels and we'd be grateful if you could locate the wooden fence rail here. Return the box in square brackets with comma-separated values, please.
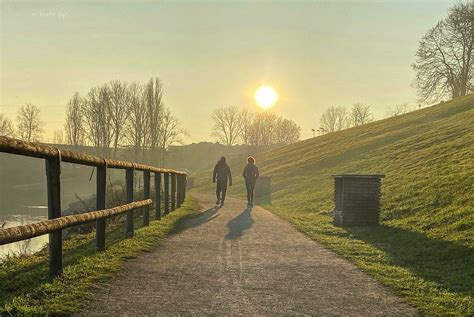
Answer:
[0, 136, 187, 277]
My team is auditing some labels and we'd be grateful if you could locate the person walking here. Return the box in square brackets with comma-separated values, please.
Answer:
[242, 156, 259, 207]
[213, 156, 232, 206]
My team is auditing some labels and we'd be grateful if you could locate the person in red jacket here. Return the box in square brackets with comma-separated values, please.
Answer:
[242, 156, 259, 207]
[213, 156, 232, 206]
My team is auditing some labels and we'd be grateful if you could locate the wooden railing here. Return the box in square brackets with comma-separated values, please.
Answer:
[0, 136, 187, 277]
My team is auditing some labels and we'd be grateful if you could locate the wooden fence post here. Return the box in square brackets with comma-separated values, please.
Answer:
[45, 156, 62, 277]
[155, 172, 161, 220]
[143, 170, 150, 226]
[171, 173, 176, 211]
[177, 175, 182, 208]
[96, 165, 107, 251]
[183, 175, 187, 203]
[126, 168, 134, 237]
[164, 172, 169, 215]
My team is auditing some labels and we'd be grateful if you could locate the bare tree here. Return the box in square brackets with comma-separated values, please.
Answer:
[238, 110, 255, 145]
[0, 114, 15, 137]
[386, 103, 411, 117]
[211, 106, 241, 146]
[108, 80, 130, 157]
[349, 103, 373, 126]
[412, 1, 473, 102]
[144, 77, 165, 160]
[274, 117, 301, 144]
[125, 82, 149, 162]
[320, 106, 348, 133]
[16, 103, 43, 142]
[82, 86, 113, 154]
[65, 92, 84, 145]
[159, 108, 188, 164]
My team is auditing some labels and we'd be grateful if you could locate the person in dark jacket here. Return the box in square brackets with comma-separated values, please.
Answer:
[213, 156, 232, 206]
[242, 156, 259, 207]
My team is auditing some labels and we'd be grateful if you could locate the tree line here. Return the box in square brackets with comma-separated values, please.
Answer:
[0, 103, 44, 142]
[210, 106, 301, 146]
[64, 77, 186, 164]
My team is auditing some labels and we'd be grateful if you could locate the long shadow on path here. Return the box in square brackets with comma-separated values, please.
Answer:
[225, 207, 254, 240]
[177, 205, 221, 231]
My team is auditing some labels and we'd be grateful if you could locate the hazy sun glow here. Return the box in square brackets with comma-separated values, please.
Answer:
[255, 85, 278, 109]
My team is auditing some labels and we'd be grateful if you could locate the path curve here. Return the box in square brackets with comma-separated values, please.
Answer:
[79, 194, 417, 316]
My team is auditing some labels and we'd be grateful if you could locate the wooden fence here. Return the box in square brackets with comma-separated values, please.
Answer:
[0, 136, 187, 277]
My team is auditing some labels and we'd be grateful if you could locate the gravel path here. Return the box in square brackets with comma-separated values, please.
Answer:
[79, 194, 417, 316]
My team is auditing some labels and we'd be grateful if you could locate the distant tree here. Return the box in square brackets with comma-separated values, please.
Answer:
[52, 130, 64, 144]
[125, 82, 149, 162]
[320, 106, 348, 133]
[159, 108, 188, 164]
[349, 103, 373, 126]
[0, 114, 15, 137]
[274, 117, 301, 144]
[211, 106, 241, 146]
[108, 80, 130, 157]
[65, 92, 85, 145]
[144, 77, 165, 160]
[16, 103, 43, 142]
[238, 110, 255, 145]
[412, 1, 473, 102]
[386, 103, 411, 117]
[82, 86, 113, 153]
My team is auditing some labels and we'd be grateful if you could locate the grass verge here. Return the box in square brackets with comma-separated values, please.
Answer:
[265, 204, 473, 316]
[0, 197, 200, 315]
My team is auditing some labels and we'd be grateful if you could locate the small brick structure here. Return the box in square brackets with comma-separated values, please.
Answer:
[255, 176, 271, 204]
[332, 174, 385, 227]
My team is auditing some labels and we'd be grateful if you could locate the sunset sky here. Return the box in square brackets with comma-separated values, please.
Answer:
[0, 0, 456, 143]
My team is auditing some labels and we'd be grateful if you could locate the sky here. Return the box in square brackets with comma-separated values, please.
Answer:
[0, 0, 457, 143]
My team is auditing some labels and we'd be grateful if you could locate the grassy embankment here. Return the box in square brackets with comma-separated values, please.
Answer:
[193, 94, 474, 315]
[0, 198, 200, 315]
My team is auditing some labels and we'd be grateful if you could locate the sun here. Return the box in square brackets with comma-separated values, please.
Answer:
[255, 85, 278, 109]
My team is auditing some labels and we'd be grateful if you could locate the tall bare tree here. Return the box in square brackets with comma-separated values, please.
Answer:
[108, 80, 130, 157]
[412, 1, 473, 102]
[238, 110, 255, 145]
[320, 106, 348, 133]
[16, 103, 43, 142]
[211, 106, 241, 146]
[125, 83, 149, 162]
[0, 114, 15, 137]
[144, 77, 165, 160]
[82, 86, 113, 153]
[349, 103, 373, 126]
[65, 92, 84, 145]
[159, 108, 188, 164]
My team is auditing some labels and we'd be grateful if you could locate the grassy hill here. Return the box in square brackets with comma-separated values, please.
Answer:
[193, 94, 474, 315]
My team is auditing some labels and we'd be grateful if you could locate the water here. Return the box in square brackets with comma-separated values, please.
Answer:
[0, 208, 49, 259]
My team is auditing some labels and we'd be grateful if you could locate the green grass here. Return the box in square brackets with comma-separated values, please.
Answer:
[194, 94, 474, 315]
[0, 198, 200, 315]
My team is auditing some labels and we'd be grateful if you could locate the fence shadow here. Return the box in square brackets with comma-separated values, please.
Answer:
[345, 224, 473, 296]
[225, 207, 254, 240]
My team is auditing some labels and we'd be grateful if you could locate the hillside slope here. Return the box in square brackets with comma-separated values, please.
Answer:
[193, 94, 474, 315]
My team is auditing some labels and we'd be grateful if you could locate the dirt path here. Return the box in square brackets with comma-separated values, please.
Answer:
[79, 194, 417, 316]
